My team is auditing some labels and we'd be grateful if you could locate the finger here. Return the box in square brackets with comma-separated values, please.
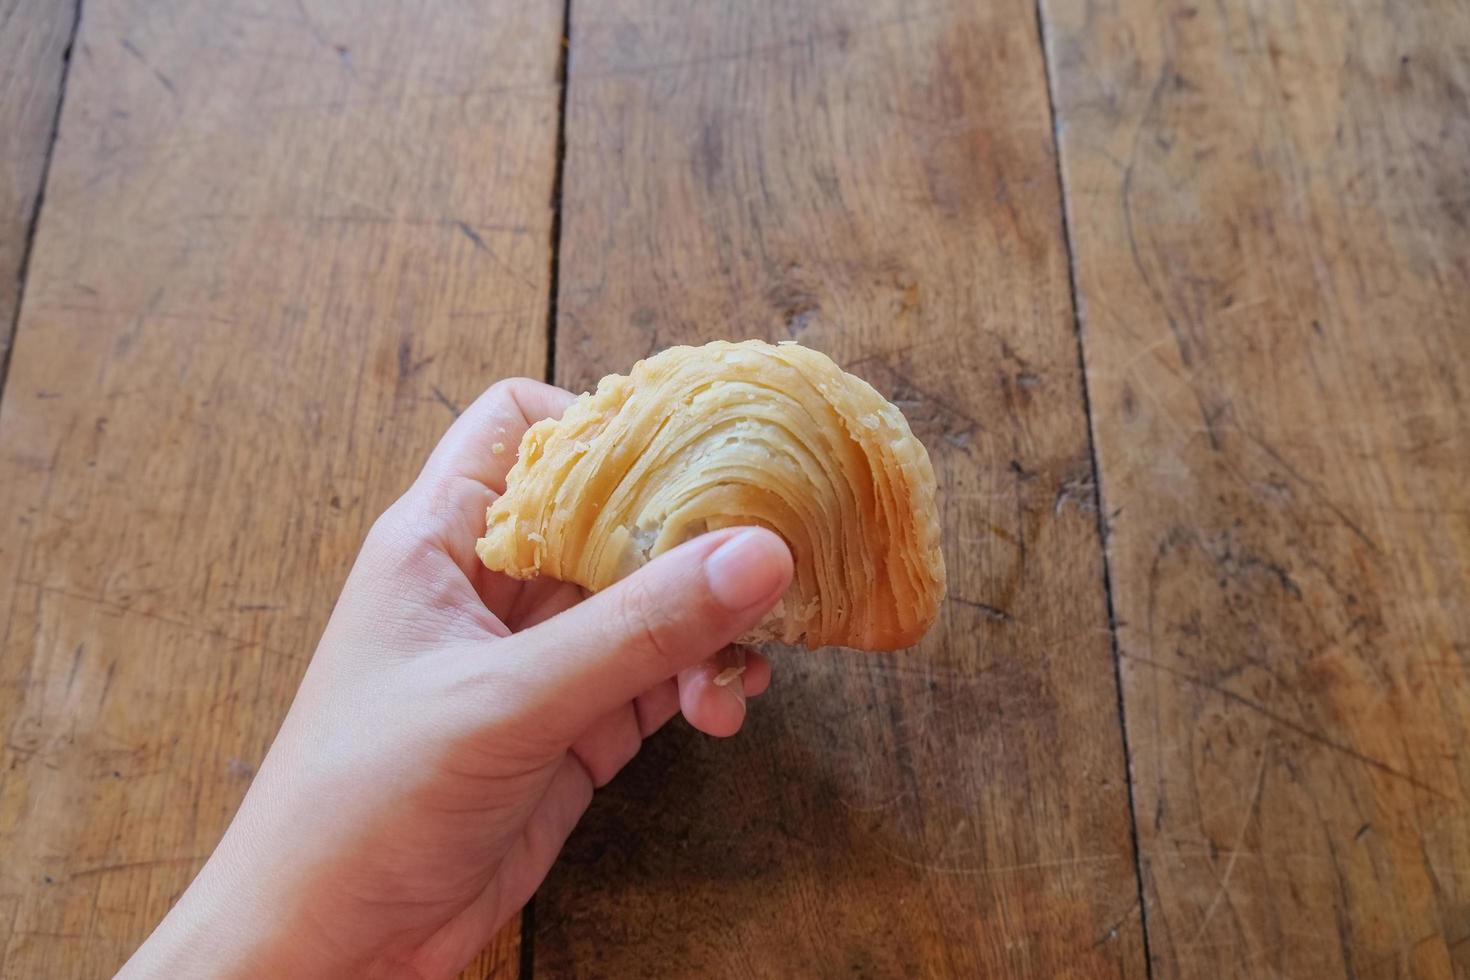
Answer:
[742, 649, 772, 697]
[499, 527, 792, 744]
[564, 675, 686, 792]
[569, 701, 643, 787]
[564, 670, 713, 787]
[388, 379, 577, 580]
[679, 647, 773, 736]
[634, 678, 680, 736]
[421, 378, 576, 495]
[679, 646, 749, 738]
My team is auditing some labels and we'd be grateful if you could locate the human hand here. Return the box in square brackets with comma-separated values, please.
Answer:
[119, 379, 793, 979]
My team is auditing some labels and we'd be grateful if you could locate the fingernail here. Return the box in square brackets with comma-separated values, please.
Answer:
[713, 669, 746, 706]
[712, 646, 747, 707]
[705, 530, 787, 611]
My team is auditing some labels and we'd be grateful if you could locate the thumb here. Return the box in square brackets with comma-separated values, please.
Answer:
[504, 527, 792, 741]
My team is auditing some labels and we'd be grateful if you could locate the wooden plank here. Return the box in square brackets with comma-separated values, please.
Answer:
[460, 934, 523, 980]
[1043, 0, 1470, 975]
[0, 0, 77, 369]
[537, 2, 1147, 976]
[0, 0, 562, 975]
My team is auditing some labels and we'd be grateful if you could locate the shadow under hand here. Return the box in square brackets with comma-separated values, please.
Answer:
[535, 640, 1058, 978]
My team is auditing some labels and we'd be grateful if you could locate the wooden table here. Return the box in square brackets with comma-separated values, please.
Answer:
[1, 1, 1465, 977]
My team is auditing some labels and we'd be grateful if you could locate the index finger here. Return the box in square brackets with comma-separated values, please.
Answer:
[396, 378, 577, 580]
[421, 377, 577, 496]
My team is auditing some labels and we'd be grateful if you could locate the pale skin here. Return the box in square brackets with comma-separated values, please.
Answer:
[119, 379, 794, 979]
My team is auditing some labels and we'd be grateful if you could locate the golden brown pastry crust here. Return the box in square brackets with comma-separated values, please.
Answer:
[475, 340, 946, 650]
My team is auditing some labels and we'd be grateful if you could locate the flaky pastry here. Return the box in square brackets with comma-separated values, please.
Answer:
[475, 340, 946, 650]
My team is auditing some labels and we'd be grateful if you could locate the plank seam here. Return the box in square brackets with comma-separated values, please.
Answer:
[0, 0, 85, 406]
[1030, 0, 1156, 975]
[542, 0, 573, 392]
[518, 889, 535, 980]
[522, 1, 573, 977]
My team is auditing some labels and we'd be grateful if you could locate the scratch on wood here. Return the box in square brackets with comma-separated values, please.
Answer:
[455, 220, 491, 252]
[65, 643, 85, 692]
[1191, 734, 1272, 940]
[119, 39, 177, 96]
[397, 338, 435, 381]
[1092, 899, 1141, 948]
[1121, 64, 1194, 369]
[68, 855, 209, 880]
[99, 660, 117, 704]
[950, 596, 1013, 623]
[20, 580, 304, 667]
[874, 846, 1121, 877]
[1240, 429, 1383, 553]
[1123, 651, 1449, 799]
[450, 220, 539, 291]
[1055, 470, 1099, 517]
[430, 385, 462, 417]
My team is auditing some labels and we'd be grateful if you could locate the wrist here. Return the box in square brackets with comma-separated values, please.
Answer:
[118, 819, 351, 978]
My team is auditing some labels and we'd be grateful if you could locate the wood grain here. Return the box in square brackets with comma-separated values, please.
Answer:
[1043, 0, 1470, 975]
[0, 0, 77, 369]
[537, 1, 1146, 975]
[0, 0, 562, 975]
